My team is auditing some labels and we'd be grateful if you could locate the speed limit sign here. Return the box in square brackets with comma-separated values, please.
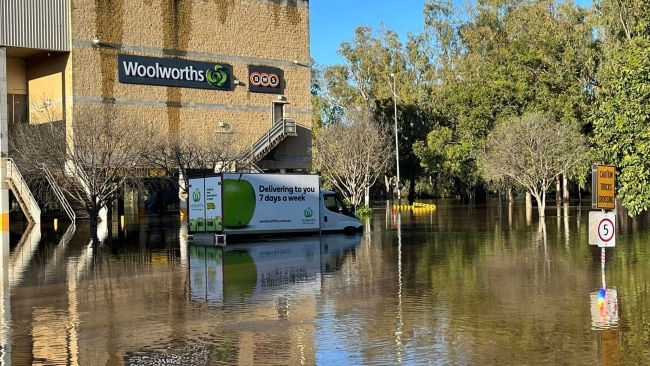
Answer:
[597, 212, 616, 247]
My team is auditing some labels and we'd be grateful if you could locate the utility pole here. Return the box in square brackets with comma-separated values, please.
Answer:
[390, 73, 401, 200]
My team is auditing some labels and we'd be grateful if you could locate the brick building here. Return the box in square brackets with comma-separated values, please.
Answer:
[0, 0, 312, 223]
[1, 2, 320, 363]
[2, 0, 312, 170]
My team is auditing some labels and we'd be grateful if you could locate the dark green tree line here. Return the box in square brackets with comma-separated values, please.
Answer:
[313, 0, 650, 216]
[591, 0, 650, 216]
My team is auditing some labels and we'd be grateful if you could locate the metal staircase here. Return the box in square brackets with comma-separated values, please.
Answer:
[239, 117, 297, 172]
[42, 163, 76, 223]
[5, 158, 40, 224]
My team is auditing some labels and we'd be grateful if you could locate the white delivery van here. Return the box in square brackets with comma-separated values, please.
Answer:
[187, 173, 362, 243]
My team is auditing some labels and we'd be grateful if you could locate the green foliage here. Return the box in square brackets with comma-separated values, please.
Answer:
[414, 177, 438, 198]
[592, 37, 650, 215]
[595, 0, 649, 42]
[355, 205, 373, 217]
[314, 0, 604, 203]
[414, 0, 598, 201]
[479, 112, 589, 217]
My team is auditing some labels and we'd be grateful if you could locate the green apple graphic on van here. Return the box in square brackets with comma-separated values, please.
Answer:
[223, 176, 256, 228]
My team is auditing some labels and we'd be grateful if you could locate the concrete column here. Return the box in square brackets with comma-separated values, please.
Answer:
[0, 48, 9, 233]
[0, 231, 11, 365]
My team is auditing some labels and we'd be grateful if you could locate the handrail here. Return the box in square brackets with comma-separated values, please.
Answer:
[42, 164, 76, 222]
[241, 118, 297, 169]
[5, 158, 41, 224]
[247, 161, 264, 173]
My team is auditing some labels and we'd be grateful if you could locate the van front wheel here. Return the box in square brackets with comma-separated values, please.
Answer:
[343, 226, 361, 235]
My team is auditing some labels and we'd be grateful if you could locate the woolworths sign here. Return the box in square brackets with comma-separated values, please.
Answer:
[118, 54, 232, 90]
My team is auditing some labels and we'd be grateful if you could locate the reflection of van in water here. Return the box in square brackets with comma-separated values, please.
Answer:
[186, 235, 362, 305]
[217, 234, 362, 304]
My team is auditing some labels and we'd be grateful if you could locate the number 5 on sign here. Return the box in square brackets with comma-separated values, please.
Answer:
[597, 212, 616, 247]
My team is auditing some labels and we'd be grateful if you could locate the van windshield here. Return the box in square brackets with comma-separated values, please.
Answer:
[323, 193, 353, 217]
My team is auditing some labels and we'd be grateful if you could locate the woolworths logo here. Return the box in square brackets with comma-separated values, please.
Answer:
[206, 65, 228, 87]
[193, 189, 201, 203]
[304, 207, 313, 218]
[118, 54, 231, 90]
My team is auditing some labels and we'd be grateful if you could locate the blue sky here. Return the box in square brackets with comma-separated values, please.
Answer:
[308, 0, 593, 67]
[309, 0, 426, 66]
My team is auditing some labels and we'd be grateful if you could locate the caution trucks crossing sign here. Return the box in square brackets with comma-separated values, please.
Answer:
[592, 165, 615, 210]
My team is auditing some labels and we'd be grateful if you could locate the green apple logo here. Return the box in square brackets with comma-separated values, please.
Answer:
[304, 207, 313, 218]
[224, 250, 256, 302]
[223, 176, 256, 228]
[193, 188, 201, 202]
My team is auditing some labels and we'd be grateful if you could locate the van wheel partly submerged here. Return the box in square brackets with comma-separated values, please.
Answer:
[343, 226, 362, 235]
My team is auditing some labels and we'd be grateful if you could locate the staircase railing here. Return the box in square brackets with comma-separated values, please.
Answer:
[240, 118, 297, 171]
[42, 164, 76, 223]
[5, 158, 40, 224]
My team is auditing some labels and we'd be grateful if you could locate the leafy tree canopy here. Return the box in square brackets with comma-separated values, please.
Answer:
[478, 112, 589, 217]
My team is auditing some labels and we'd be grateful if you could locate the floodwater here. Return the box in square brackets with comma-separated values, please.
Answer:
[1, 199, 649, 365]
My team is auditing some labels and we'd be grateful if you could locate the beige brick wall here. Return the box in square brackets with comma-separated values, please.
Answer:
[27, 52, 68, 122]
[68, 0, 311, 170]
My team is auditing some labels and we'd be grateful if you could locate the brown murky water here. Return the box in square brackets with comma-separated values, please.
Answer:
[1, 199, 649, 365]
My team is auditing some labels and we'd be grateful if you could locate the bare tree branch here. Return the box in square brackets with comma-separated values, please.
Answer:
[10, 103, 155, 227]
[313, 111, 393, 207]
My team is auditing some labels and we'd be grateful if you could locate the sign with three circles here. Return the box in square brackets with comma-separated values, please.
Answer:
[248, 65, 283, 94]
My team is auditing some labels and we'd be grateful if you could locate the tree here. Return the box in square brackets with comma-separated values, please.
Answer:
[10, 104, 154, 232]
[592, 38, 650, 216]
[415, 0, 598, 201]
[320, 25, 437, 199]
[478, 112, 589, 218]
[313, 111, 393, 208]
[143, 125, 240, 201]
[591, 0, 650, 216]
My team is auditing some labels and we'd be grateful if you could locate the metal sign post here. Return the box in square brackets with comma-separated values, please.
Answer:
[589, 165, 619, 333]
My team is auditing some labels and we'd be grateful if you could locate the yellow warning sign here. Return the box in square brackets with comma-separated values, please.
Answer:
[596, 165, 615, 210]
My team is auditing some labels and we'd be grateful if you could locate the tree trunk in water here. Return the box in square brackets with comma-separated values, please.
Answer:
[508, 201, 513, 227]
[555, 178, 561, 204]
[89, 211, 99, 243]
[408, 174, 416, 206]
[364, 186, 369, 207]
[578, 187, 582, 203]
[88, 203, 99, 228]
[88, 202, 107, 244]
[526, 191, 533, 224]
[537, 189, 546, 218]
[563, 175, 569, 203]
[384, 175, 391, 200]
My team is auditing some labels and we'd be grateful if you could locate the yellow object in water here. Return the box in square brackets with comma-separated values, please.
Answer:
[392, 202, 436, 210]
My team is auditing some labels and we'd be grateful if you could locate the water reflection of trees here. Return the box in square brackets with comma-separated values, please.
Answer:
[325, 203, 650, 364]
[8, 202, 650, 364]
